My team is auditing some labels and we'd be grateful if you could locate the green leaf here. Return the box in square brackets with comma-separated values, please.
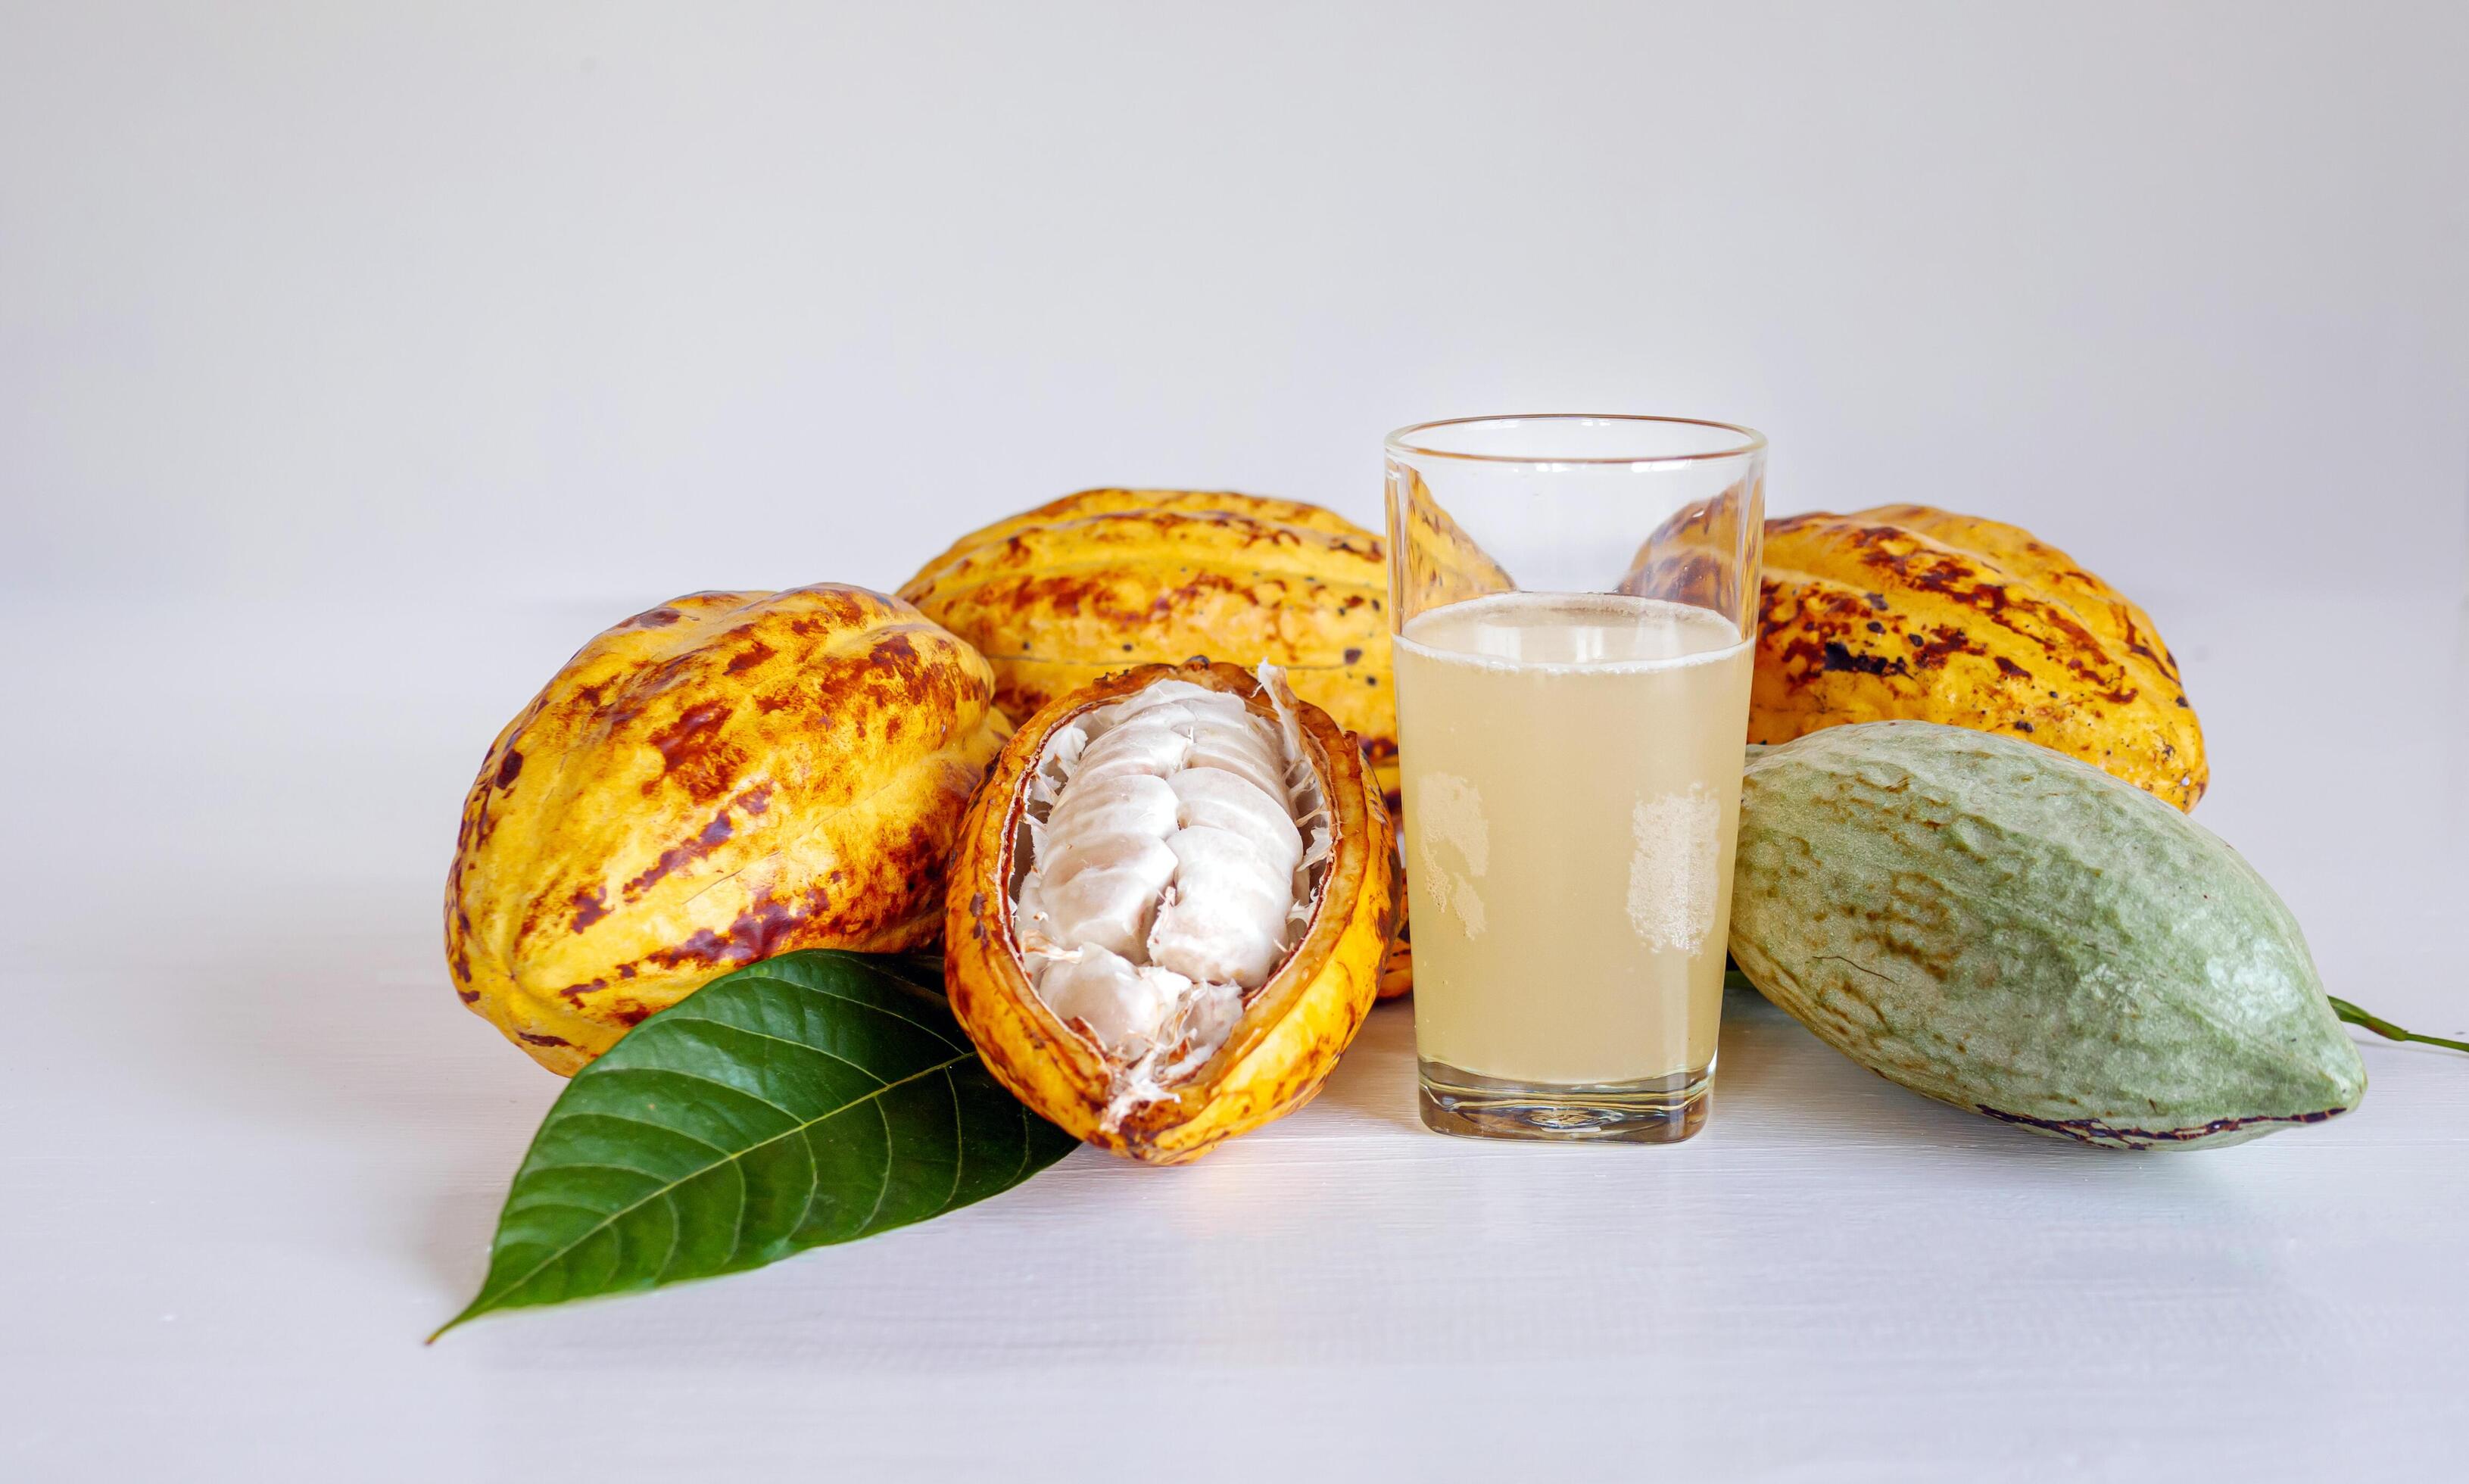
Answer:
[434, 949, 1077, 1337]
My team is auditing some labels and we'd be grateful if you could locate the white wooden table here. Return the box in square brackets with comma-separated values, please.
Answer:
[6, 587, 2464, 1480]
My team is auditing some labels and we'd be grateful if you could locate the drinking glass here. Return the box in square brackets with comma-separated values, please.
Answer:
[1385, 414, 1766, 1143]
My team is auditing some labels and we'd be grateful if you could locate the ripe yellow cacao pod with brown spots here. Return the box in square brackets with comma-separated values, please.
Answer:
[902, 488, 1421, 995]
[942, 661, 1398, 1163]
[1750, 505, 2206, 810]
[446, 585, 1012, 1074]
[901, 488, 1397, 783]
[1393, 466, 1518, 615]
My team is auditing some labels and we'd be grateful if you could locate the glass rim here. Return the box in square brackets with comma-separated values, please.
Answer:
[1384, 413, 1768, 466]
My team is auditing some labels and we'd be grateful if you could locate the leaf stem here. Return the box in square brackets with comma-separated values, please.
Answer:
[2330, 996, 2469, 1055]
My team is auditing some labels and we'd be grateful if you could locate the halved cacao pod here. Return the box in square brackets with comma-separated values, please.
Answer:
[447, 585, 1011, 1073]
[943, 661, 1397, 1163]
[1751, 505, 2207, 809]
[903, 488, 1423, 996]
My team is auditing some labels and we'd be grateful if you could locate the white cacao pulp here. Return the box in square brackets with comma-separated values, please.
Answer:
[1014, 673, 1330, 1099]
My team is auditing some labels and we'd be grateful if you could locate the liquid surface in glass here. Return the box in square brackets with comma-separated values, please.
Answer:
[1395, 592, 1754, 1086]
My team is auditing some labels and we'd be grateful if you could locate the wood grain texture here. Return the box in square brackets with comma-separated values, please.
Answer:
[2, 593, 2463, 1481]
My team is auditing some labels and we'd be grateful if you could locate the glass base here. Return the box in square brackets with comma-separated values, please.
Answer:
[1417, 1058, 1712, 1144]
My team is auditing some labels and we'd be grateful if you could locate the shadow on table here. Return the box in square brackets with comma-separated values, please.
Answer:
[1309, 998, 1423, 1133]
[1315, 984, 2168, 1159]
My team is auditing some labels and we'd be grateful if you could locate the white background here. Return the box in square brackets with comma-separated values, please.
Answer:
[5, 4, 2467, 1480]
[9, 2, 2465, 603]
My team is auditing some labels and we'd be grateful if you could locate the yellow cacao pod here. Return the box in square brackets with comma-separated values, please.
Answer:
[1394, 466, 1517, 615]
[942, 661, 1398, 1163]
[901, 488, 1395, 779]
[446, 585, 1012, 1073]
[902, 488, 1420, 996]
[1751, 506, 2206, 809]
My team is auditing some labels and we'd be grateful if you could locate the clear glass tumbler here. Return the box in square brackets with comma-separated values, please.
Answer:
[1386, 415, 1766, 1143]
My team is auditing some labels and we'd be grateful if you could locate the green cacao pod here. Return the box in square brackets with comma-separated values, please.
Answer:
[1729, 721, 2365, 1149]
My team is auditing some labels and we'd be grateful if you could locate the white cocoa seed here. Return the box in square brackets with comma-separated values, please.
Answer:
[1013, 675, 1324, 1089]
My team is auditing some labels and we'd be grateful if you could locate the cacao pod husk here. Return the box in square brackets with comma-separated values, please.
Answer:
[943, 661, 1397, 1163]
[903, 488, 1423, 996]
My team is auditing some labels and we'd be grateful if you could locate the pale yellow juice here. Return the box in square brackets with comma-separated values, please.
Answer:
[1395, 593, 1754, 1086]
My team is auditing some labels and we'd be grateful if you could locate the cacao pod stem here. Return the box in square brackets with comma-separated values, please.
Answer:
[2329, 997, 2469, 1056]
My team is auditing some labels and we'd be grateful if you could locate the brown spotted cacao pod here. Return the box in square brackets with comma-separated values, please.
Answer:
[943, 661, 1397, 1164]
[900, 488, 1396, 784]
[1750, 505, 2206, 809]
[446, 585, 1012, 1073]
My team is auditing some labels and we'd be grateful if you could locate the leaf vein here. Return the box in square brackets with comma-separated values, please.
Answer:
[854, 1072, 902, 1236]
[942, 1066, 967, 1214]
